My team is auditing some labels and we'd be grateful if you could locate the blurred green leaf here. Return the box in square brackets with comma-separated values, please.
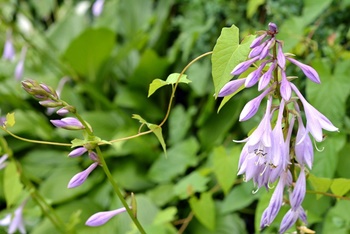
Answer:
[212, 146, 239, 195]
[148, 137, 199, 183]
[211, 24, 254, 98]
[221, 182, 259, 214]
[146, 183, 175, 207]
[323, 200, 350, 234]
[330, 178, 350, 198]
[302, 0, 333, 25]
[152, 206, 177, 225]
[174, 171, 210, 199]
[247, 0, 265, 18]
[189, 192, 216, 231]
[336, 143, 350, 178]
[4, 161, 23, 207]
[168, 105, 196, 145]
[63, 28, 114, 79]
[308, 174, 332, 199]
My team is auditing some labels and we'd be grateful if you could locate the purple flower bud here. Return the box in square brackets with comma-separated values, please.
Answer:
[250, 34, 267, 48]
[291, 83, 338, 142]
[56, 107, 70, 116]
[280, 71, 291, 101]
[218, 78, 246, 97]
[39, 100, 63, 108]
[0, 154, 8, 170]
[248, 41, 267, 58]
[15, 47, 27, 81]
[287, 57, 320, 83]
[231, 57, 259, 76]
[68, 147, 87, 157]
[268, 22, 278, 33]
[258, 62, 275, 91]
[239, 87, 271, 121]
[50, 117, 85, 130]
[245, 61, 267, 88]
[277, 42, 285, 68]
[2, 30, 15, 61]
[259, 39, 274, 60]
[68, 162, 99, 188]
[85, 207, 128, 226]
[279, 207, 306, 234]
[88, 151, 98, 161]
[290, 169, 306, 210]
[92, 0, 105, 17]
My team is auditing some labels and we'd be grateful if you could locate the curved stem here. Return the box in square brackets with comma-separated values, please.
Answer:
[95, 146, 146, 233]
[159, 51, 213, 127]
[0, 127, 71, 147]
[306, 190, 350, 200]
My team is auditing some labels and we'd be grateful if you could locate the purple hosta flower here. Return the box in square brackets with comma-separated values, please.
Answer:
[250, 34, 267, 49]
[280, 71, 291, 101]
[2, 30, 15, 61]
[268, 22, 278, 34]
[56, 107, 70, 116]
[15, 47, 27, 81]
[260, 170, 292, 229]
[245, 61, 268, 88]
[68, 162, 99, 188]
[239, 87, 271, 121]
[231, 56, 259, 76]
[68, 147, 87, 157]
[258, 62, 276, 91]
[0, 201, 27, 234]
[276, 41, 286, 69]
[290, 168, 306, 210]
[287, 57, 320, 83]
[295, 111, 314, 169]
[291, 83, 338, 142]
[279, 206, 307, 234]
[85, 207, 129, 226]
[50, 117, 85, 130]
[92, 0, 105, 17]
[218, 78, 246, 97]
[0, 154, 8, 170]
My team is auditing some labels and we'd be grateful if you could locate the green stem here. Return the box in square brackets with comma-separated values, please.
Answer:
[95, 147, 146, 233]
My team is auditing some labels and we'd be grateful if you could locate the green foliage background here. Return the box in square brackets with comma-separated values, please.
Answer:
[0, 0, 350, 233]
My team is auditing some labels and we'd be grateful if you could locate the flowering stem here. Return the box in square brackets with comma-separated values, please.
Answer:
[95, 146, 146, 233]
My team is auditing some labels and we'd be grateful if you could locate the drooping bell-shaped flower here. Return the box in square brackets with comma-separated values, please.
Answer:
[295, 112, 314, 169]
[279, 206, 307, 234]
[239, 87, 271, 121]
[291, 83, 338, 142]
[280, 71, 291, 101]
[289, 168, 306, 210]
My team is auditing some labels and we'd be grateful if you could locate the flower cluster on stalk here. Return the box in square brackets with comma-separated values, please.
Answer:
[21, 80, 130, 226]
[219, 23, 338, 233]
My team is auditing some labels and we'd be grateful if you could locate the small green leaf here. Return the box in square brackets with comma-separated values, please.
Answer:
[165, 73, 191, 84]
[212, 146, 239, 194]
[148, 79, 168, 97]
[4, 161, 23, 207]
[71, 138, 85, 148]
[132, 114, 147, 124]
[308, 174, 332, 199]
[330, 178, 350, 198]
[5, 112, 15, 127]
[189, 192, 216, 230]
[152, 207, 177, 225]
[148, 124, 167, 156]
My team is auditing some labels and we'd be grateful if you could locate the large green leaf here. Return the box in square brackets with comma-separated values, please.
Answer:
[211, 24, 254, 97]
[323, 200, 350, 234]
[189, 192, 216, 231]
[212, 146, 239, 195]
[63, 28, 115, 79]
[148, 137, 199, 183]
[330, 178, 350, 198]
[174, 171, 210, 199]
[308, 174, 332, 199]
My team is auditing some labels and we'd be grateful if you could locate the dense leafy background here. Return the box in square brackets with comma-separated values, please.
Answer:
[0, 0, 349, 233]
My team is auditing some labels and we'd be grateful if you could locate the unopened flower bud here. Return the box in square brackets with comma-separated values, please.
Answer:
[50, 117, 85, 130]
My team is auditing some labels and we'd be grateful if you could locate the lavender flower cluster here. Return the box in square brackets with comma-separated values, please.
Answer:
[219, 23, 338, 233]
